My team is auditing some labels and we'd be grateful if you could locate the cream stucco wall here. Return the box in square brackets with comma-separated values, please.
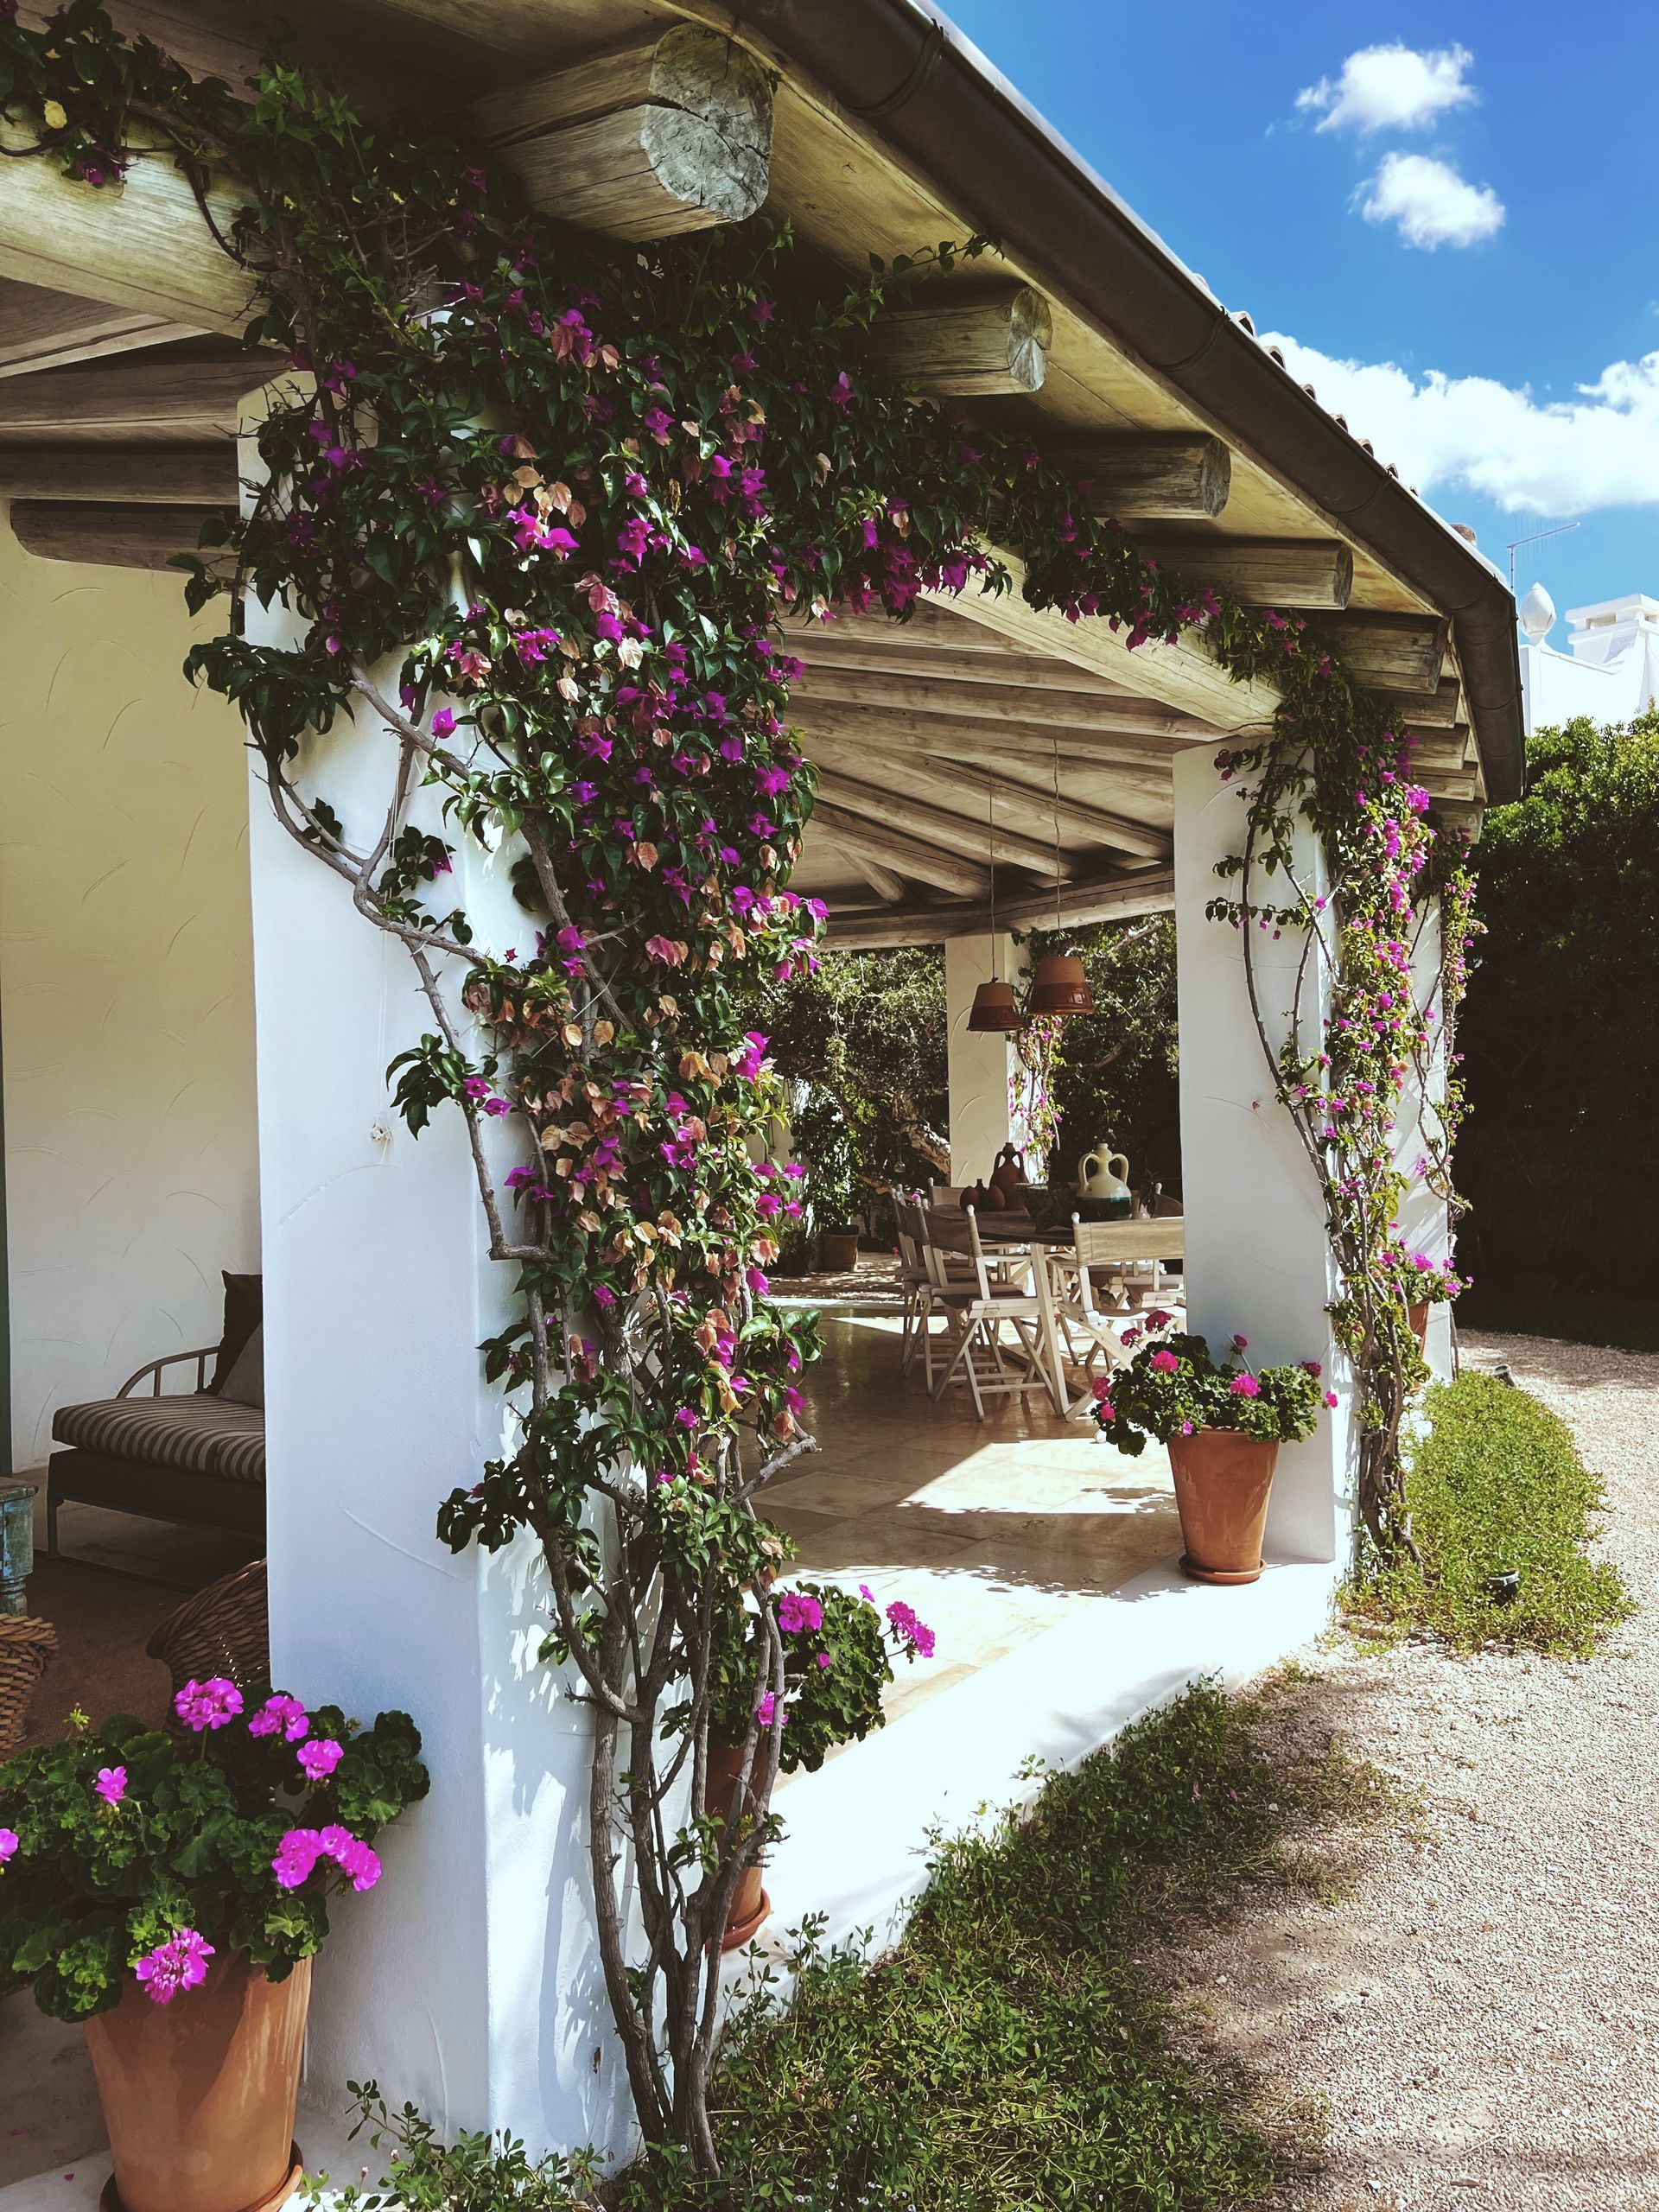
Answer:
[0, 525, 258, 1471]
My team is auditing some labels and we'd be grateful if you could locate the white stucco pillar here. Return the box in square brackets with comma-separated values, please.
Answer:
[1395, 897, 1455, 1384]
[945, 933, 1023, 1184]
[240, 420, 631, 2159]
[1172, 747, 1356, 1566]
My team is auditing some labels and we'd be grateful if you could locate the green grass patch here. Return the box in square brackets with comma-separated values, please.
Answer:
[1346, 1372, 1631, 1656]
[619, 1681, 1392, 2212]
[1459, 1288, 1659, 1355]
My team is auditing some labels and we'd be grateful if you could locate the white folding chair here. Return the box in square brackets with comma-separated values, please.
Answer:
[893, 1195, 938, 1377]
[920, 1207, 1052, 1419]
[1045, 1216, 1180, 1417]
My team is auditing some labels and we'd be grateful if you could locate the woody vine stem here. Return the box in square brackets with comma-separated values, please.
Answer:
[2, 7, 1478, 2173]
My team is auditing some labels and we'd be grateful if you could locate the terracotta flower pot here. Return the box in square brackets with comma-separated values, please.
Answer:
[84, 1950, 310, 2212]
[1407, 1299, 1431, 1348]
[819, 1230, 860, 1274]
[1167, 1430, 1280, 1586]
[705, 1737, 771, 1952]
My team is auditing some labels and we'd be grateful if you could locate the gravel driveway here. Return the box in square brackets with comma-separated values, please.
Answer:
[1177, 1331, 1658, 2212]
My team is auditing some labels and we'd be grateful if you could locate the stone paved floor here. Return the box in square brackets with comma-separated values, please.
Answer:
[765, 1306, 1182, 1729]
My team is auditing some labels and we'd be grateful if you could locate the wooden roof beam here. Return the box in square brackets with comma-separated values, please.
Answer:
[8, 498, 229, 571]
[1313, 611, 1449, 693]
[818, 765, 1079, 875]
[0, 277, 198, 378]
[791, 697, 1181, 774]
[925, 550, 1279, 733]
[0, 444, 238, 502]
[0, 352, 267, 438]
[794, 663, 1212, 738]
[861, 283, 1052, 396]
[1136, 536, 1353, 611]
[804, 728, 1171, 861]
[1049, 434, 1231, 519]
[469, 28, 772, 239]
[0, 128, 256, 331]
[823, 867, 1177, 949]
[809, 798, 988, 898]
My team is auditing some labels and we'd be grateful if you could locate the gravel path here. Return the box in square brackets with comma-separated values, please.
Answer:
[1179, 1332, 1659, 2212]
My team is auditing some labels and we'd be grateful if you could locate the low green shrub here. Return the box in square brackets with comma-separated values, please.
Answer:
[300, 2087, 600, 2208]
[1347, 1371, 1630, 1656]
[618, 1681, 1386, 2212]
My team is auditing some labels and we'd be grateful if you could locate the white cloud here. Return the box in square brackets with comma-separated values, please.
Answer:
[1258, 332, 1659, 516]
[1357, 151, 1504, 249]
[1296, 42, 1477, 135]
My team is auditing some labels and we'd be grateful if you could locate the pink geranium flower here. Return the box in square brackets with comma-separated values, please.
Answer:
[297, 1738, 344, 1783]
[1149, 1349, 1179, 1374]
[93, 1766, 126, 1807]
[134, 1929, 214, 2005]
[175, 1678, 243, 1732]
[1229, 1374, 1262, 1398]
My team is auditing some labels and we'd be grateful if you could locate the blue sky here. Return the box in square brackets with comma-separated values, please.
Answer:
[942, 2, 1656, 637]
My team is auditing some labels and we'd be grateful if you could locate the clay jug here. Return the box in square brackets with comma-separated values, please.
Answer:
[988, 1143, 1027, 1206]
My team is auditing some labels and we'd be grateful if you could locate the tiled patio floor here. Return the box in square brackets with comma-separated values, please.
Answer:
[762, 1295, 1183, 1737]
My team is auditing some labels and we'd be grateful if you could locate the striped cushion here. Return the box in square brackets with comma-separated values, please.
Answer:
[53, 1394, 266, 1486]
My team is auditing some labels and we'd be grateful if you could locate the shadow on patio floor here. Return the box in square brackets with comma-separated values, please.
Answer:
[760, 1306, 1183, 1723]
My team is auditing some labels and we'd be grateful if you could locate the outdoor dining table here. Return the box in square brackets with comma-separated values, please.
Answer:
[967, 1211, 1188, 1417]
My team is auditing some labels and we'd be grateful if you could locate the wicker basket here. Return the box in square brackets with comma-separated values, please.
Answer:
[147, 1559, 270, 1723]
[0, 1616, 59, 1755]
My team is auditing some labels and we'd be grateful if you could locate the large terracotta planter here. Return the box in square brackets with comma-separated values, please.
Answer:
[83, 1950, 309, 2212]
[1407, 1299, 1431, 1348]
[819, 1231, 860, 1274]
[706, 1738, 771, 1951]
[1168, 1430, 1279, 1586]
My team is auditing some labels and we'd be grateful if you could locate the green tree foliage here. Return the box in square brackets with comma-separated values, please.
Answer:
[1457, 711, 1659, 1298]
[759, 948, 949, 1203]
[1033, 916, 1180, 1197]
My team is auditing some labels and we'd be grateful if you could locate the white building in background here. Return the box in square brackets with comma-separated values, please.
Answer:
[1518, 586, 1659, 734]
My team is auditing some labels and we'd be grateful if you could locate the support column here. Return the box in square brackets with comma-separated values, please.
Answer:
[1395, 898, 1455, 1384]
[241, 425, 631, 2158]
[944, 933, 1022, 1185]
[1172, 747, 1355, 1565]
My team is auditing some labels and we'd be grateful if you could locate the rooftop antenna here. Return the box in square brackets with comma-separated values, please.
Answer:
[1505, 519, 1580, 595]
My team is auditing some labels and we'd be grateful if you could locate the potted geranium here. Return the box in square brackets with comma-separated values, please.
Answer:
[702, 1580, 934, 1948]
[1092, 1324, 1331, 1584]
[0, 1681, 427, 2212]
[1379, 1242, 1466, 1347]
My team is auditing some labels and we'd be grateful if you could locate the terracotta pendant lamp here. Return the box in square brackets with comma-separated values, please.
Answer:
[968, 772, 1022, 1032]
[1027, 731, 1094, 1017]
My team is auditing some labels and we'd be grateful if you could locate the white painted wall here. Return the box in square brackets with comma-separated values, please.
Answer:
[1173, 746, 1357, 1566]
[0, 524, 258, 1470]
[1395, 899, 1454, 1385]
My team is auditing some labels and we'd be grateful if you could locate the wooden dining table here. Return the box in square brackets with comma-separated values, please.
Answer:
[968, 1210, 1187, 1417]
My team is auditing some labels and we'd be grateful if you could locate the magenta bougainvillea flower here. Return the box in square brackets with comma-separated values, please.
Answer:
[133, 1929, 214, 2005]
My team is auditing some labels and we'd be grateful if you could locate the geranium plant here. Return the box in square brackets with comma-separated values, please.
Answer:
[0, 1682, 427, 2022]
[705, 1580, 934, 1777]
[1092, 1325, 1330, 1453]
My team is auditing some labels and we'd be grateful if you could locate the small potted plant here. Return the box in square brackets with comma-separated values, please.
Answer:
[1092, 1322, 1331, 1584]
[703, 1580, 934, 1948]
[0, 1682, 428, 2212]
[1379, 1243, 1466, 1347]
